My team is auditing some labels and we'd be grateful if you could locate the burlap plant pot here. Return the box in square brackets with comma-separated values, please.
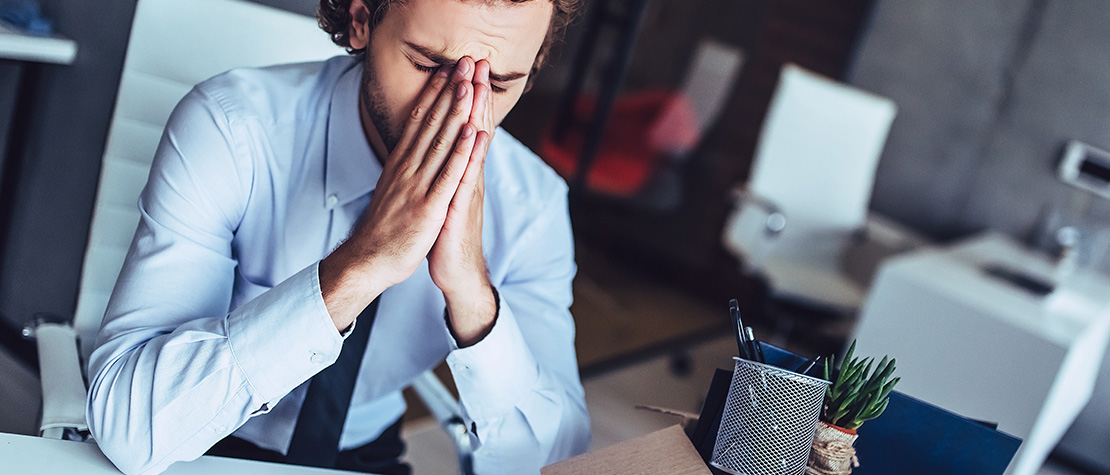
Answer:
[805, 421, 860, 475]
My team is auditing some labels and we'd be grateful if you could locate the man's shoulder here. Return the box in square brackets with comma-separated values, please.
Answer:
[486, 130, 569, 209]
[190, 55, 357, 124]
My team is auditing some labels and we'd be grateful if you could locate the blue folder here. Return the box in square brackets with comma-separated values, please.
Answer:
[692, 343, 1021, 474]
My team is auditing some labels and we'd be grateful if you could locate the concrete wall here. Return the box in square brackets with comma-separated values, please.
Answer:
[0, 0, 314, 329]
[964, 1, 1110, 259]
[852, 0, 1110, 266]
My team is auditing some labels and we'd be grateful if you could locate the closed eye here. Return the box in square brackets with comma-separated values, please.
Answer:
[412, 62, 439, 74]
[413, 60, 509, 93]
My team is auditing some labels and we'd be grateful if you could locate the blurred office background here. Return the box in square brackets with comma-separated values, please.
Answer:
[2, 0, 1110, 473]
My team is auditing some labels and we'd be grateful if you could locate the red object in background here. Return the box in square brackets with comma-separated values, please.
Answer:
[541, 89, 700, 197]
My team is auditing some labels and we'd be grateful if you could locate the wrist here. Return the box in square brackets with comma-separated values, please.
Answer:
[444, 280, 498, 348]
[441, 274, 490, 304]
[319, 247, 389, 332]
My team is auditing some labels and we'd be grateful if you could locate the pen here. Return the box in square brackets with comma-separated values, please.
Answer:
[729, 299, 751, 360]
[745, 327, 765, 364]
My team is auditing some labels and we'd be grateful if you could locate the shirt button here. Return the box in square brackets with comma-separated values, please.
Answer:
[214, 425, 227, 434]
[326, 194, 338, 207]
[310, 353, 326, 365]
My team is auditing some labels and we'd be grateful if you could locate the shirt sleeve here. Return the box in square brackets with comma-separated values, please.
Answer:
[85, 87, 343, 475]
[445, 185, 591, 473]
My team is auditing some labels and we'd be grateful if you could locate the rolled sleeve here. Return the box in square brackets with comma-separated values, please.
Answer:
[227, 262, 344, 403]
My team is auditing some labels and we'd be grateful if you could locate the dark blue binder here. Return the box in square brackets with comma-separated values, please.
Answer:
[692, 343, 1022, 475]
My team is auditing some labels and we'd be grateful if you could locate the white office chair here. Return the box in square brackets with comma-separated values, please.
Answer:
[23, 0, 472, 471]
[722, 64, 898, 316]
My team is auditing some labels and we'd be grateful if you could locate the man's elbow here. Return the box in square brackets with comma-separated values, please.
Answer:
[86, 372, 163, 474]
[86, 405, 158, 474]
[559, 399, 592, 458]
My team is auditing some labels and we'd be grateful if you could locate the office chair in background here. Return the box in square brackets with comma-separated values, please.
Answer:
[22, 0, 473, 472]
[542, 38, 743, 209]
[721, 64, 902, 341]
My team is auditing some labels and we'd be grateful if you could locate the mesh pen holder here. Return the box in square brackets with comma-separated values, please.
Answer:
[711, 357, 830, 475]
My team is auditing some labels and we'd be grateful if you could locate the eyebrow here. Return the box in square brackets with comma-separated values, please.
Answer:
[404, 41, 528, 83]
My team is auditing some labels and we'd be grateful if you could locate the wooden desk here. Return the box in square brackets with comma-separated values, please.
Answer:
[0, 432, 363, 474]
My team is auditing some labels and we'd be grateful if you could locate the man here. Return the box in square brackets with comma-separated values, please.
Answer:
[85, 0, 589, 473]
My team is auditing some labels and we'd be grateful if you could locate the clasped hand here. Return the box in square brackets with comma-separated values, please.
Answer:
[321, 57, 497, 345]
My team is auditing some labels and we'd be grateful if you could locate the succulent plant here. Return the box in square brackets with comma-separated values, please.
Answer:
[820, 339, 900, 430]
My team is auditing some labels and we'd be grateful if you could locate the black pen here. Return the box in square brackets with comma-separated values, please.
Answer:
[729, 299, 751, 360]
[745, 327, 765, 364]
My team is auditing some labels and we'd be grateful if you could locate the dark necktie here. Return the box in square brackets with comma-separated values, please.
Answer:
[284, 296, 380, 467]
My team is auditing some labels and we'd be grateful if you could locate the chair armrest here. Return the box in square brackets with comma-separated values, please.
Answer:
[730, 187, 786, 236]
[840, 214, 934, 287]
[25, 316, 88, 438]
[410, 370, 474, 475]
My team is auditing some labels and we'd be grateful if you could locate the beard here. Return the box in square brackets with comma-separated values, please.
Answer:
[359, 51, 402, 153]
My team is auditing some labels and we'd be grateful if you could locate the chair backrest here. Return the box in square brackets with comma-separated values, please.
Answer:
[73, 0, 339, 359]
[648, 39, 743, 158]
[748, 64, 897, 232]
[678, 39, 744, 135]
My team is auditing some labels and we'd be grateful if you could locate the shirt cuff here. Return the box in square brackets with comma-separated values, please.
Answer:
[446, 295, 541, 421]
[226, 262, 343, 403]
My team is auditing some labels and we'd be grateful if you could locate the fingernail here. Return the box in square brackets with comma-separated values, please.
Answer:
[461, 124, 474, 138]
[456, 59, 470, 76]
[437, 66, 450, 78]
[456, 82, 468, 99]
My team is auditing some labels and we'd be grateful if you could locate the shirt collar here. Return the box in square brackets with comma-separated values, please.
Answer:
[325, 62, 381, 209]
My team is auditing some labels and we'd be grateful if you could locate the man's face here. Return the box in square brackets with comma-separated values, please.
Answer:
[358, 0, 553, 151]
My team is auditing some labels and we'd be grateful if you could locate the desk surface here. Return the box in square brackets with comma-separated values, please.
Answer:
[0, 432, 361, 474]
[887, 232, 1110, 346]
[0, 21, 77, 64]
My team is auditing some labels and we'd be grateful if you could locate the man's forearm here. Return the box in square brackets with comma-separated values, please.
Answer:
[444, 290, 591, 472]
[89, 262, 346, 475]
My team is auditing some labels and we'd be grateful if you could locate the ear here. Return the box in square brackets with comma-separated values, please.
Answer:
[348, 0, 371, 50]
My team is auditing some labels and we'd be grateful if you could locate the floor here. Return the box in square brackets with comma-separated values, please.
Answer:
[567, 243, 731, 372]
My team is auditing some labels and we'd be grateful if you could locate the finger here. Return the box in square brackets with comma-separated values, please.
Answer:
[417, 76, 474, 179]
[470, 60, 491, 132]
[480, 61, 495, 136]
[444, 130, 490, 223]
[458, 130, 491, 193]
[478, 129, 492, 183]
[429, 123, 477, 206]
[410, 57, 476, 171]
[470, 82, 489, 133]
[485, 86, 495, 138]
[441, 131, 490, 231]
[395, 65, 453, 159]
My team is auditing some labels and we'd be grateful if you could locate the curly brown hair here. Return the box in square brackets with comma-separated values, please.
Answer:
[317, 0, 581, 79]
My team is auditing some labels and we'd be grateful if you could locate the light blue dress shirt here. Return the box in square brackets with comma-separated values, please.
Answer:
[86, 55, 590, 474]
